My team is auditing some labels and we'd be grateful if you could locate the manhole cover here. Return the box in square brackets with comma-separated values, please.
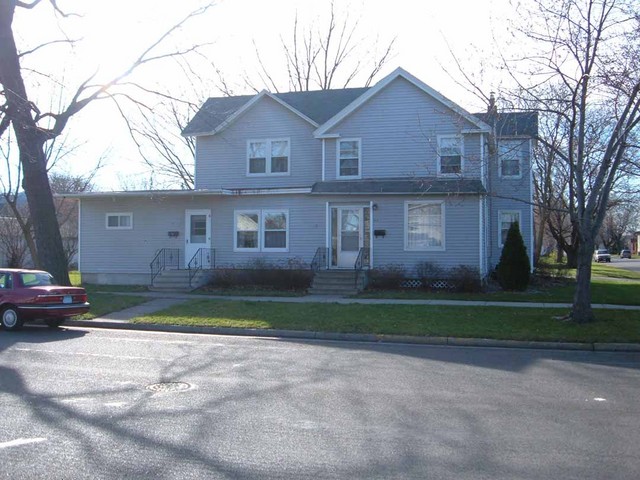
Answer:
[146, 382, 192, 392]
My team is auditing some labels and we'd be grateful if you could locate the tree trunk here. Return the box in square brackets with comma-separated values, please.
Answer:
[0, 1, 70, 285]
[565, 244, 579, 268]
[20, 140, 71, 284]
[555, 246, 564, 263]
[570, 239, 595, 323]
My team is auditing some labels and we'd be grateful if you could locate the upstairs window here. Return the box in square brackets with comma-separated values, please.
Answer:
[248, 139, 290, 175]
[499, 140, 525, 178]
[106, 213, 133, 230]
[338, 139, 361, 178]
[438, 136, 463, 175]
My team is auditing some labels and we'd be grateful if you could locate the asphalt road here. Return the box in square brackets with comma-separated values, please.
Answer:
[608, 257, 640, 273]
[1, 327, 639, 480]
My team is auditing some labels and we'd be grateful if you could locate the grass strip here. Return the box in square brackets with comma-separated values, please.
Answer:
[76, 293, 149, 320]
[133, 299, 640, 343]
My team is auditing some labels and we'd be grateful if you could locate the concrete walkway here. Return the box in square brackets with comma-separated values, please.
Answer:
[63, 290, 640, 352]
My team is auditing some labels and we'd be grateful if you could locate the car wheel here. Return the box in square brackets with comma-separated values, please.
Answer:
[1, 306, 23, 331]
[45, 318, 65, 328]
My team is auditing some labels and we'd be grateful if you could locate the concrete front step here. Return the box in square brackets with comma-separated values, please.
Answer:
[308, 288, 359, 295]
[152, 269, 209, 291]
[310, 269, 365, 295]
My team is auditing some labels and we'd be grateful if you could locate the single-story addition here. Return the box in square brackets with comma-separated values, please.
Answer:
[67, 67, 537, 292]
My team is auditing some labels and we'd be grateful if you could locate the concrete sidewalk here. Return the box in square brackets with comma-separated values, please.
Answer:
[64, 290, 640, 352]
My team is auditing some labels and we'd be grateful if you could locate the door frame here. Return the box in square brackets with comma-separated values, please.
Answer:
[184, 209, 211, 268]
[328, 205, 371, 269]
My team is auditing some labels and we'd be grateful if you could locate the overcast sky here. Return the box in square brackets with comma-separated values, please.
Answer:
[9, 0, 519, 190]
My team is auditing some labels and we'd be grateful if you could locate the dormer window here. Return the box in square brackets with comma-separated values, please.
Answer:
[437, 135, 463, 175]
[337, 139, 361, 178]
[247, 139, 289, 176]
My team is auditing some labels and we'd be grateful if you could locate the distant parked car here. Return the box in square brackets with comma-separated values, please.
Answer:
[593, 249, 612, 263]
[620, 249, 632, 259]
[0, 269, 90, 331]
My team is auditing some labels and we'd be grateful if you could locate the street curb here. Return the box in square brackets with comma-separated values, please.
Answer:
[66, 320, 640, 352]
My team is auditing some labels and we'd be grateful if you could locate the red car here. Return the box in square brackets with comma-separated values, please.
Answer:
[0, 269, 90, 331]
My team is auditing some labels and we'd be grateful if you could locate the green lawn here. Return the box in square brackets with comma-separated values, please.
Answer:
[75, 292, 149, 320]
[133, 299, 640, 343]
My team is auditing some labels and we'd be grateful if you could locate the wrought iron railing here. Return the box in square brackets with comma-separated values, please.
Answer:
[150, 248, 180, 284]
[188, 248, 216, 288]
[354, 247, 371, 289]
[311, 247, 328, 271]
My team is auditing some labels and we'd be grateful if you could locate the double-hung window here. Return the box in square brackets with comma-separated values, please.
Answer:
[499, 140, 525, 178]
[248, 139, 290, 175]
[438, 135, 463, 175]
[499, 210, 521, 247]
[337, 139, 361, 178]
[404, 201, 445, 251]
[234, 209, 289, 252]
[106, 212, 133, 230]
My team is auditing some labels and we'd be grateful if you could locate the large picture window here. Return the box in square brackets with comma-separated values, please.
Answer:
[405, 201, 445, 251]
[106, 212, 133, 230]
[337, 139, 361, 178]
[234, 209, 289, 252]
[247, 139, 290, 175]
[437, 135, 463, 175]
[499, 210, 521, 247]
[499, 140, 525, 178]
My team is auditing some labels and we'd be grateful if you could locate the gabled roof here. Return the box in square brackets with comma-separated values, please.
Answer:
[474, 111, 538, 137]
[182, 87, 369, 137]
[313, 67, 492, 137]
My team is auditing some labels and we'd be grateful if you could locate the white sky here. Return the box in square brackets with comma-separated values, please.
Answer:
[9, 0, 520, 190]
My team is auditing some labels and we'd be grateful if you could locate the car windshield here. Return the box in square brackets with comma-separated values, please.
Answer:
[597, 249, 608, 254]
[20, 272, 55, 287]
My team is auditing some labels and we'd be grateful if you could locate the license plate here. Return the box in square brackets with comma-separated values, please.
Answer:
[63, 295, 72, 304]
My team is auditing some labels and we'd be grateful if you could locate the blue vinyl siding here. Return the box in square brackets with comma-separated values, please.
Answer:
[195, 96, 321, 190]
[323, 77, 483, 181]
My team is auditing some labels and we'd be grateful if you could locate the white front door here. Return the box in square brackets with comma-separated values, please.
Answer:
[337, 207, 363, 268]
[185, 209, 211, 268]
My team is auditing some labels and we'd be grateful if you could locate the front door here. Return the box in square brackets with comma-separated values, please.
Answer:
[336, 207, 363, 268]
[185, 209, 211, 268]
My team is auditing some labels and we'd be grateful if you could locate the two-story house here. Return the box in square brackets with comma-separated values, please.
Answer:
[70, 68, 536, 289]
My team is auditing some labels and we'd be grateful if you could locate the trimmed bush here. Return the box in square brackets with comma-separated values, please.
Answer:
[208, 257, 312, 291]
[450, 266, 482, 293]
[495, 221, 530, 291]
[367, 264, 406, 290]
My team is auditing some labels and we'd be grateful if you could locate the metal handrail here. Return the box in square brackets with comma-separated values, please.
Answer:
[354, 247, 370, 289]
[150, 248, 180, 284]
[188, 248, 215, 288]
[311, 247, 328, 271]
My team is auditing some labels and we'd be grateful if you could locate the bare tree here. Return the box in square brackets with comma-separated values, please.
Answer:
[504, 0, 640, 323]
[598, 197, 639, 252]
[239, 1, 395, 93]
[0, 0, 213, 285]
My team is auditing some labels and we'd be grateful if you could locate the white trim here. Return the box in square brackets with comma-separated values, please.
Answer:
[336, 138, 362, 179]
[262, 209, 289, 253]
[480, 133, 485, 187]
[233, 209, 289, 253]
[403, 200, 446, 252]
[325, 202, 330, 250]
[246, 138, 291, 176]
[105, 212, 133, 230]
[184, 90, 319, 137]
[529, 138, 535, 271]
[234, 209, 260, 252]
[222, 187, 312, 196]
[497, 139, 525, 179]
[436, 135, 464, 176]
[322, 139, 326, 181]
[59, 189, 225, 199]
[498, 210, 522, 248]
[77, 200, 82, 272]
[479, 197, 484, 277]
[314, 67, 492, 137]
[369, 200, 374, 268]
